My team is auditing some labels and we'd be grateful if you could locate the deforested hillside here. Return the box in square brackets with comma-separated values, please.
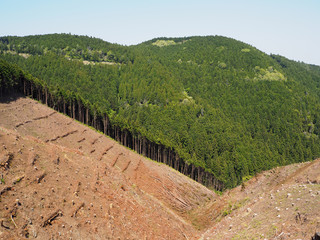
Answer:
[0, 93, 215, 239]
[0, 68, 319, 239]
[1, 34, 320, 188]
[0, 94, 319, 239]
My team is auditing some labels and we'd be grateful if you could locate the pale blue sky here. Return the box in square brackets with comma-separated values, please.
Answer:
[1, 0, 319, 65]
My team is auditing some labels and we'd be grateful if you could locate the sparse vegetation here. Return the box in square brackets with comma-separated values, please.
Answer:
[241, 48, 251, 52]
[152, 39, 177, 47]
[253, 66, 286, 81]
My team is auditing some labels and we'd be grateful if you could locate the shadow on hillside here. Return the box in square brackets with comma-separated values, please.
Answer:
[0, 91, 26, 104]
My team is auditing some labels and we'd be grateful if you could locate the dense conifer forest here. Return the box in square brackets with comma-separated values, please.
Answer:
[1, 34, 320, 188]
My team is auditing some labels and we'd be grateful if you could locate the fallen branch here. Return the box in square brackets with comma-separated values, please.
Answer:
[98, 145, 114, 161]
[32, 112, 56, 121]
[165, 190, 190, 209]
[111, 153, 123, 167]
[15, 120, 31, 128]
[45, 136, 59, 142]
[61, 130, 78, 139]
[104, 145, 114, 152]
[46, 130, 78, 142]
[40, 209, 62, 227]
[15, 123, 24, 128]
[122, 160, 131, 172]
[77, 137, 86, 143]
[150, 176, 190, 210]
[11, 215, 17, 228]
[71, 202, 85, 217]
[0, 153, 14, 170]
[34, 172, 46, 183]
[0, 186, 12, 196]
[0, 219, 10, 229]
[91, 138, 99, 145]
[133, 159, 142, 171]
[29, 153, 39, 166]
[13, 176, 24, 185]
[178, 226, 189, 240]
[74, 182, 81, 196]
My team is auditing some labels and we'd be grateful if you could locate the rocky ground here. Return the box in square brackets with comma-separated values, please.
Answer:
[0, 94, 319, 239]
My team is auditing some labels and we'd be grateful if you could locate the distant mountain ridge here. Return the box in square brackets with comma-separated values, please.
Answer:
[1, 33, 320, 188]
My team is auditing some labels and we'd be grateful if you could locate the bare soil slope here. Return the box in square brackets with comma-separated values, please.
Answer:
[0, 94, 214, 239]
[0, 94, 319, 240]
[197, 159, 320, 239]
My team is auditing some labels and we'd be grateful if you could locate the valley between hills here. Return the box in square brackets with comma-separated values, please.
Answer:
[0, 94, 319, 239]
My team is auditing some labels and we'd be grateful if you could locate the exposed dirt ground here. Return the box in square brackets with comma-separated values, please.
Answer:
[0, 94, 214, 239]
[0, 94, 319, 239]
[197, 158, 320, 240]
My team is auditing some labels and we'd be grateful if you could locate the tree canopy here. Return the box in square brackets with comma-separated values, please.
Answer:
[1, 34, 320, 188]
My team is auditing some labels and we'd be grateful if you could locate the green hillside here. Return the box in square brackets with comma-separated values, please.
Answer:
[1, 34, 320, 188]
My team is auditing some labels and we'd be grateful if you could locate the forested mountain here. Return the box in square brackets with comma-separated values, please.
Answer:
[1, 34, 320, 188]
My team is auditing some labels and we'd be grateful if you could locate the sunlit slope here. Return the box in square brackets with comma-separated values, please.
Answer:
[1, 34, 320, 188]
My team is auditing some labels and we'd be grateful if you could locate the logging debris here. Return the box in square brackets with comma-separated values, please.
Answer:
[91, 138, 99, 145]
[40, 209, 62, 227]
[71, 202, 85, 217]
[74, 182, 81, 196]
[0, 153, 14, 170]
[0, 219, 10, 229]
[11, 215, 17, 228]
[111, 153, 123, 167]
[45, 130, 78, 142]
[34, 172, 46, 183]
[0, 186, 12, 196]
[13, 176, 24, 185]
[32, 111, 56, 121]
[122, 160, 131, 172]
[98, 144, 114, 161]
[29, 153, 39, 166]
[15, 120, 31, 128]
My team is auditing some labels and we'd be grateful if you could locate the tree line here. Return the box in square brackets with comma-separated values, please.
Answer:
[1, 34, 320, 189]
[0, 58, 225, 191]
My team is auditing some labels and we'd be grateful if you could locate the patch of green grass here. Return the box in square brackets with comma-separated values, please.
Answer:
[253, 66, 286, 81]
[242, 175, 253, 182]
[152, 40, 176, 47]
[220, 198, 250, 218]
[241, 48, 251, 53]
[214, 189, 223, 196]
[267, 224, 278, 238]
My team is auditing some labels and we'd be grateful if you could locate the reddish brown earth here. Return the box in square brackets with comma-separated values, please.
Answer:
[197, 159, 320, 240]
[0, 94, 214, 239]
[0, 94, 319, 240]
